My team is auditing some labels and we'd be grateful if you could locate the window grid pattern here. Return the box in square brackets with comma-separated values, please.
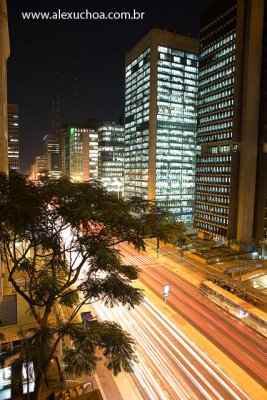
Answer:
[63, 127, 98, 182]
[195, 2, 238, 238]
[124, 48, 150, 197]
[98, 123, 125, 195]
[8, 111, 19, 171]
[198, 32, 236, 144]
[195, 153, 231, 238]
[156, 46, 198, 222]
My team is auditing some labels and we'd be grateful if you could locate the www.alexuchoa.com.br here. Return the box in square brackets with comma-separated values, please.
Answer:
[21, 9, 145, 21]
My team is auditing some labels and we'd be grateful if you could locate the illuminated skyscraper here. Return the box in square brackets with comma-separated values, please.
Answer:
[29, 156, 46, 181]
[124, 28, 198, 223]
[0, 0, 10, 175]
[61, 125, 98, 182]
[7, 104, 19, 172]
[194, 0, 266, 241]
[43, 133, 61, 179]
[98, 122, 124, 197]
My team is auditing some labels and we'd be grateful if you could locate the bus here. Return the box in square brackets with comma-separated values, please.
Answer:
[199, 280, 267, 338]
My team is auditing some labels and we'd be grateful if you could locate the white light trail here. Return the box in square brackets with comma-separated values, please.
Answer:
[134, 307, 218, 400]
[144, 300, 251, 400]
[93, 297, 250, 400]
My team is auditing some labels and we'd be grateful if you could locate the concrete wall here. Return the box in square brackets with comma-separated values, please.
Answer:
[0, 0, 10, 175]
[237, 0, 265, 241]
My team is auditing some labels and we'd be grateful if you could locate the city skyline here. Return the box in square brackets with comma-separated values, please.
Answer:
[1, 1, 267, 399]
[7, 0, 210, 170]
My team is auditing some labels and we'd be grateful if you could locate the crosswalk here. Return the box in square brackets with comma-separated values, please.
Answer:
[121, 254, 159, 267]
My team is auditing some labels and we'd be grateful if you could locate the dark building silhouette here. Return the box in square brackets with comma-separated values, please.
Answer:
[0, 0, 10, 174]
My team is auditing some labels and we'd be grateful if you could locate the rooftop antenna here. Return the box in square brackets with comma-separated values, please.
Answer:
[51, 72, 61, 135]
[51, 99, 56, 134]
[55, 71, 61, 136]
[73, 76, 80, 123]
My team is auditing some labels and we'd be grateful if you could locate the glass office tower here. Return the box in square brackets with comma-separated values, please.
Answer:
[98, 122, 125, 197]
[125, 48, 150, 199]
[61, 125, 98, 182]
[125, 28, 199, 223]
[195, 0, 266, 241]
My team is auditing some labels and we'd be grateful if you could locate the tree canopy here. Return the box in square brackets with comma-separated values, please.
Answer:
[0, 172, 186, 399]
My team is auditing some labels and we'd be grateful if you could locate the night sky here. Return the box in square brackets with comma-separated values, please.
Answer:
[7, 0, 210, 171]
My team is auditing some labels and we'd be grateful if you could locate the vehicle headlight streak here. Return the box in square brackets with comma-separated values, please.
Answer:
[132, 323, 193, 400]
[94, 302, 174, 400]
[136, 306, 224, 400]
[93, 297, 251, 400]
[95, 302, 198, 399]
[144, 301, 250, 400]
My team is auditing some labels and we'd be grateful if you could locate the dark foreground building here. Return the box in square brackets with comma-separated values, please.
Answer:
[195, 0, 267, 242]
[0, 0, 10, 174]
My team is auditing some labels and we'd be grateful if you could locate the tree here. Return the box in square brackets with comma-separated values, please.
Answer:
[0, 172, 186, 399]
[132, 198, 187, 252]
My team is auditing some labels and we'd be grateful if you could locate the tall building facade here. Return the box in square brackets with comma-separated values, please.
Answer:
[43, 133, 61, 179]
[254, 0, 267, 240]
[61, 125, 98, 182]
[124, 28, 198, 223]
[194, 0, 266, 241]
[29, 156, 46, 181]
[98, 122, 124, 197]
[0, 0, 10, 174]
[7, 104, 19, 172]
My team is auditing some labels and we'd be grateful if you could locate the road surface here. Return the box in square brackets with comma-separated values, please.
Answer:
[119, 242, 267, 388]
[91, 242, 267, 399]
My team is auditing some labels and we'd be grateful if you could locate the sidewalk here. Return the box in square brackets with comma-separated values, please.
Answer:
[144, 241, 205, 286]
[77, 303, 143, 400]
[133, 243, 267, 400]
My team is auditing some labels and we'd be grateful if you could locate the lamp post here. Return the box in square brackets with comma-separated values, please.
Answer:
[156, 237, 160, 257]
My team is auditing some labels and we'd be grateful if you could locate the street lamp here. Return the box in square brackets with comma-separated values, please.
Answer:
[156, 236, 160, 256]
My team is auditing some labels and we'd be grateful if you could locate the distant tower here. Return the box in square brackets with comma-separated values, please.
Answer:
[98, 122, 125, 197]
[44, 73, 61, 178]
[61, 124, 98, 182]
[7, 104, 19, 172]
[0, 0, 10, 174]
[29, 156, 46, 181]
[43, 133, 61, 179]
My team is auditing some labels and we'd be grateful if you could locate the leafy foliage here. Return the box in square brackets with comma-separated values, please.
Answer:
[0, 172, 186, 396]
